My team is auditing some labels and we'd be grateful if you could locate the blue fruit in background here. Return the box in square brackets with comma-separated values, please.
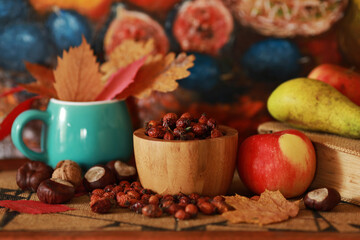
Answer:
[46, 9, 92, 54]
[0, 22, 54, 71]
[241, 38, 301, 82]
[0, 0, 29, 24]
[179, 53, 221, 92]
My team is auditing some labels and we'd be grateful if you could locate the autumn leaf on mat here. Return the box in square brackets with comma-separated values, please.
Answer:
[19, 62, 57, 98]
[0, 200, 74, 214]
[116, 52, 195, 99]
[96, 56, 146, 101]
[54, 37, 104, 101]
[222, 190, 300, 225]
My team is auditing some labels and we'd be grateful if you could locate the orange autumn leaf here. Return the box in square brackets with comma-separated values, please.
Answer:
[20, 62, 57, 98]
[117, 52, 195, 99]
[54, 37, 104, 102]
[222, 190, 300, 225]
[101, 39, 195, 100]
[100, 39, 156, 83]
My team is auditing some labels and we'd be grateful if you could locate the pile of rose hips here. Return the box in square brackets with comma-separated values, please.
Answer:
[145, 112, 224, 140]
[90, 180, 232, 220]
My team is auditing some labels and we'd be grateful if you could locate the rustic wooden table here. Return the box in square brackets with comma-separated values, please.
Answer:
[0, 159, 359, 240]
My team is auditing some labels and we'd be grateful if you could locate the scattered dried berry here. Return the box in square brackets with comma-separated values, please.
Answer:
[90, 197, 112, 214]
[142, 204, 163, 218]
[211, 129, 223, 138]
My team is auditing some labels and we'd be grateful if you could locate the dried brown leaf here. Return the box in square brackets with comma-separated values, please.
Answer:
[20, 62, 57, 98]
[100, 39, 156, 83]
[222, 190, 300, 225]
[116, 52, 195, 99]
[54, 37, 103, 102]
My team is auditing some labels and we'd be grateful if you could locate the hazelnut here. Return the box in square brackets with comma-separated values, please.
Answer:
[304, 188, 341, 211]
[142, 204, 163, 218]
[106, 160, 137, 182]
[52, 160, 82, 187]
[16, 161, 53, 192]
[36, 178, 75, 204]
[83, 165, 116, 191]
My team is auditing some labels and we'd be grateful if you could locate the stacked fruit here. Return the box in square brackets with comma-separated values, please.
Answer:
[144, 112, 223, 140]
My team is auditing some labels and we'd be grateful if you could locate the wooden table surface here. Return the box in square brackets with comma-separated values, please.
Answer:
[0, 159, 360, 240]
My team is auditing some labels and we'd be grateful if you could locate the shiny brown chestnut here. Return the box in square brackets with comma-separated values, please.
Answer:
[83, 165, 116, 191]
[304, 188, 341, 211]
[37, 178, 75, 204]
[16, 161, 53, 192]
[106, 160, 137, 182]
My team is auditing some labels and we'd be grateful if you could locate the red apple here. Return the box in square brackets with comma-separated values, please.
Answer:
[237, 129, 316, 198]
[308, 64, 360, 106]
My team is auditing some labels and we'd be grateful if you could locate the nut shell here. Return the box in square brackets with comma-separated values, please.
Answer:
[52, 160, 82, 187]
[304, 188, 341, 211]
[16, 161, 53, 192]
[36, 178, 75, 204]
[83, 165, 116, 191]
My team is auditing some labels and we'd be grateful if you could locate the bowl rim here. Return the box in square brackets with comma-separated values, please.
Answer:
[133, 125, 238, 143]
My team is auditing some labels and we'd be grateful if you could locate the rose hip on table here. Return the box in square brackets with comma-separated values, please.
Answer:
[89, 180, 231, 220]
[144, 112, 224, 140]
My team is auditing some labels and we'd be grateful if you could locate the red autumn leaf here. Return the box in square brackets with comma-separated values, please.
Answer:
[0, 86, 24, 98]
[96, 56, 147, 101]
[0, 96, 40, 141]
[0, 200, 74, 214]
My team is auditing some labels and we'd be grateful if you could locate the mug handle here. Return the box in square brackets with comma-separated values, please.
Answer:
[11, 110, 49, 162]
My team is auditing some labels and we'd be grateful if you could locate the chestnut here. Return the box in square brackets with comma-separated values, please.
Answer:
[304, 188, 341, 211]
[106, 160, 137, 182]
[16, 161, 53, 192]
[37, 178, 75, 204]
[83, 165, 116, 191]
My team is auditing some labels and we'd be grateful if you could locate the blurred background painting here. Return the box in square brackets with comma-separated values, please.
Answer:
[0, 0, 356, 158]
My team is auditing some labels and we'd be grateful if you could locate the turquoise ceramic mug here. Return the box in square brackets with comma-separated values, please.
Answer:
[11, 99, 133, 169]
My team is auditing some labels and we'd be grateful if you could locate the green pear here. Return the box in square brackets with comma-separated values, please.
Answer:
[267, 78, 360, 138]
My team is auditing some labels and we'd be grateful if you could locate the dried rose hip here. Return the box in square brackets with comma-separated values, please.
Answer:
[146, 112, 224, 140]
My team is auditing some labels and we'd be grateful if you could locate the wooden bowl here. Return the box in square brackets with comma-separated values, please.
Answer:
[133, 125, 238, 196]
